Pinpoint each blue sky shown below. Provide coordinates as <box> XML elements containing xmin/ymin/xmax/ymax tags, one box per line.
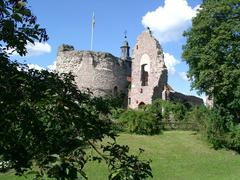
<box><xmin>14</xmin><ymin>0</ymin><xmax>204</xmax><ymax>99</ymax></box>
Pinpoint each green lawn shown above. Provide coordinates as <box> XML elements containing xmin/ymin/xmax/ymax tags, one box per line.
<box><xmin>1</xmin><ymin>131</ymin><xmax>240</xmax><ymax>180</ymax></box>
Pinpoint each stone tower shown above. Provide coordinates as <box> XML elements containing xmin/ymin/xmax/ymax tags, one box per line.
<box><xmin>120</xmin><ymin>35</ymin><xmax>132</xmax><ymax>77</ymax></box>
<box><xmin>56</xmin><ymin>45</ymin><xmax>129</xmax><ymax>97</ymax></box>
<box><xmin>120</xmin><ymin>37</ymin><xmax>130</xmax><ymax>60</ymax></box>
<box><xmin>128</xmin><ymin>28</ymin><xmax>168</xmax><ymax>108</ymax></box>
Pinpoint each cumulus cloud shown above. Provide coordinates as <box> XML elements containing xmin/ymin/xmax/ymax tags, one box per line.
<box><xmin>142</xmin><ymin>0</ymin><xmax>200</xmax><ymax>43</ymax></box>
<box><xmin>28</xmin><ymin>64</ymin><xmax>45</xmax><ymax>71</ymax></box>
<box><xmin>164</xmin><ymin>52</ymin><xmax>180</xmax><ymax>75</ymax></box>
<box><xmin>47</xmin><ymin>61</ymin><xmax>56</xmax><ymax>71</ymax></box>
<box><xmin>164</xmin><ymin>53</ymin><xmax>191</xmax><ymax>81</ymax></box>
<box><xmin>27</xmin><ymin>61</ymin><xmax>56</xmax><ymax>72</ymax></box>
<box><xmin>7</xmin><ymin>42</ymin><xmax>51</xmax><ymax>56</ymax></box>
<box><xmin>179</xmin><ymin>71</ymin><xmax>189</xmax><ymax>81</ymax></box>
<box><xmin>26</xmin><ymin>42</ymin><xmax>51</xmax><ymax>56</ymax></box>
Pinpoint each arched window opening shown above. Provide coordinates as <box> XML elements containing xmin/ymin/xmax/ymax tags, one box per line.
<box><xmin>141</xmin><ymin>64</ymin><xmax>148</xmax><ymax>86</ymax></box>
<box><xmin>138</xmin><ymin>102</ymin><xmax>145</xmax><ymax>108</ymax></box>
<box><xmin>113</xmin><ymin>86</ymin><xmax>118</xmax><ymax>96</ymax></box>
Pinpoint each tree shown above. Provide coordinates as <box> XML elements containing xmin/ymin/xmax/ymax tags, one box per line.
<box><xmin>0</xmin><ymin>0</ymin><xmax>152</xmax><ymax>179</ymax></box>
<box><xmin>0</xmin><ymin>0</ymin><xmax>48</xmax><ymax>56</ymax></box>
<box><xmin>182</xmin><ymin>0</ymin><xmax>240</xmax><ymax>122</ymax></box>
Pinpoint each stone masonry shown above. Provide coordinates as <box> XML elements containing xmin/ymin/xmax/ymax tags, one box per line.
<box><xmin>128</xmin><ymin>29</ymin><xmax>168</xmax><ymax>108</ymax></box>
<box><xmin>56</xmin><ymin>45</ymin><xmax>129</xmax><ymax>97</ymax></box>
<box><xmin>56</xmin><ymin>28</ymin><xmax>203</xmax><ymax>108</ymax></box>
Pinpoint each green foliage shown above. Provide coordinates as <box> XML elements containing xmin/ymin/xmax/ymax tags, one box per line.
<box><xmin>0</xmin><ymin>0</ymin><xmax>152</xmax><ymax>179</ymax></box>
<box><xmin>2</xmin><ymin>131</ymin><xmax>240</xmax><ymax>180</ymax></box>
<box><xmin>110</xmin><ymin>108</ymin><xmax>125</xmax><ymax>120</ymax></box>
<box><xmin>206</xmin><ymin>109</ymin><xmax>240</xmax><ymax>152</ymax></box>
<box><xmin>226</xmin><ymin>125</ymin><xmax>240</xmax><ymax>152</ymax></box>
<box><xmin>0</xmin><ymin>65</ymin><xmax>114</xmax><ymax>178</ymax></box>
<box><xmin>185</xmin><ymin>106</ymin><xmax>212</xmax><ymax>131</ymax></box>
<box><xmin>116</xmin><ymin>99</ymin><xmax>195</xmax><ymax>134</ymax></box>
<box><xmin>148</xmin><ymin>99</ymin><xmax>188</xmax><ymax>127</ymax></box>
<box><xmin>94</xmin><ymin>93</ymin><xmax>126</xmax><ymax>115</ymax></box>
<box><xmin>109</xmin><ymin>108</ymin><xmax>126</xmax><ymax>133</ymax></box>
<box><xmin>185</xmin><ymin>106</ymin><xmax>223</xmax><ymax>147</ymax></box>
<box><xmin>186</xmin><ymin>106</ymin><xmax>240</xmax><ymax>153</ymax></box>
<box><xmin>182</xmin><ymin>0</ymin><xmax>240</xmax><ymax>122</ymax></box>
<box><xmin>118</xmin><ymin>109</ymin><xmax>162</xmax><ymax>135</ymax></box>
<box><xmin>156</xmin><ymin>100</ymin><xmax>187</xmax><ymax>122</ymax></box>
<box><xmin>0</xmin><ymin>0</ymin><xmax>48</xmax><ymax>56</ymax></box>
<box><xmin>103</xmin><ymin>143</ymin><xmax>152</xmax><ymax>180</ymax></box>
<box><xmin>107</xmin><ymin>93</ymin><xmax>126</xmax><ymax>109</ymax></box>
<box><xmin>183</xmin><ymin>0</ymin><xmax>240</xmax><ymax>152</ymax></box>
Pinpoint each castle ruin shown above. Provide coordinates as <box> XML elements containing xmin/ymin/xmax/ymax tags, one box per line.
<box><xmin>56</xmin><ymin>29</ymin><xmax>203</xmax><ymax>108</ymax></box>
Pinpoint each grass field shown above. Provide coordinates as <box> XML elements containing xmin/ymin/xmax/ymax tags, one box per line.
<box><xmin>1</xmin><ymin>131</ymin><xmax>240</xmax><ymax>180</ymax></box>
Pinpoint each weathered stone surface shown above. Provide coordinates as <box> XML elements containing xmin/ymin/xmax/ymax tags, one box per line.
<box><xmin>56</xmin><ymin>29</ymin><xmax>203</xmax><ymax>108</ymax></box>
<box><xmin>161</xmin><ymin>84</ymin><xmax>203</xmax><ymax>105</ymax></box>
<box><xmin>128</xmin><ymin>29</ymin><xmax>168</xmax><ymax>108</ymax></box>
<box><xmin>169</xmin><ymin>91</ymin><xmax>203</xmax><ymax>105</ymax></box>
<box><xmin>58</xmin><ymin>44</ymin><xmax>74</xmax><ymax>52</ymax></box>
<box><xmin>56</xmin><ymin>46</ymin><xmax>129</xmax><ymax>97</ymax></box>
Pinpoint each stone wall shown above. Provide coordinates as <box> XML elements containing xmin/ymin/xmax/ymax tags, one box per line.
<box><xmin>129</xmin><ymin>29</ymin><xmax>168</xmax><ymax>108</ymax></box>
<box><xmin>55</xmin><ymin>30</ymin><xmax>203</xmax><ymax>109</ymax></box>
<box><xmin>56</xmin><ymin>44</ymin><xmax>129</xmax><ymax>97</ymax></box>
<box><xmin>162</xmin><ymin>90</ymin><xmax>203</xmax><ymax>106</ymax></box>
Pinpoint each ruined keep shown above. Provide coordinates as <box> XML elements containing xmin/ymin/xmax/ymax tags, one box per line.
<box><xmin>56</xmin><ymin>29</ymin><xmax>203</xmax><ymax>108</ymax></box>
<box><xmin>56</xmin><ymin>45</ymin><xmax>130</xmax><ymax>97</ymax></box>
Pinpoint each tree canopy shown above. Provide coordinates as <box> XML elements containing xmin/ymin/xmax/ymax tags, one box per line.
<box><xmin>0</xmin><ymin>0</ymin><xmax>152</xmax><ymax>179</ymax></box>
<box><xmin>182</xmin><ymin>0</ymin><xmax>240</xmax><ymax>122</ymax></box>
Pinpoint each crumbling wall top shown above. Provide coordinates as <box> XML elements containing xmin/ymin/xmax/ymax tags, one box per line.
<box><xmin>58</xmin><ymin>44</ymin><xmax>75</xmax><ymax>52</ymax></box>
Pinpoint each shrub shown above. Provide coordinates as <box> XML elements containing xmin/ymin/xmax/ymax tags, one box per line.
<box><xmin>148</xmin><ymin>100</ymin><xmax>191</xmax><ymax>130</ymax></box>
<box><xmin>116</xmin><ymin>100</ymin><xmax>196</xmax><ymax>134</ymax></box>
<box><xmin>185</xmin><ymin>106</ymin><xmax>226</xmax><ymax>147</ymax></box>
<box><xmin>0</xmin><ymin>160</ymin><xmax>11</xmax><ymax>173</ymax></box>
<box><xmin>118</xmin><ymin>109</ymin><xmax>162</xmax><ymax>135</ymax></box>
<box><xmin>225</xmin><ymin>125</ymin><xmax>240</xmax><ymax>153</ymax></box>
<box><xmin>185</xmin><ymin>105</ymin><xmax>211</xmax><ymax>131</ymax></box>
<box><xmin>186</xmin><ymin>106</ymin><xmax>240</xmax><ymax>153</ymax></box>
<box><xmin>150</xmin><ymin>100</ymin><xmax>188</xmax><ymax>123</ymax></box>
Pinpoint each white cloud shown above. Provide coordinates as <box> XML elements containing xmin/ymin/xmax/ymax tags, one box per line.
<box><xmin>27</xmin><ymin>61</ymin><xmax>56</xmax><ymax>72</ymax></box>
<box><xmin>26</xmin><ymin>42</ymin><xmax>51</xmax><ymax>56</ymax></box>
<box><xmin>179</xmin><ymin>71</ymin><xmax>189</xmax><ymax>81</ymax></box>
<box><xmin>142</xmin><ymin>0</ymin><xmax>199</xmax><ymax>43</ymax></box>
<box><xmin>28</xmin><ymin>64</ymin><xmax>45</xmax><ymax>71</ymax></box>
<box><xmin>7</xmin><ymin>42</ymin><xmax>51</xmax><ymax>56</ymax></box>
<box><xmin>47</xmin><ymin>61</ymin><xmax>56</xmax><ymax>71</ymax></box>
<box><xmin>164</xmin><ymin>52</ymin><xmax>180</xmax><ymax>75</ymax></box>
<box><xmin>27</xmin><ymin>60</ymin><xmax>56</xmax><ymax>71</ymax></box>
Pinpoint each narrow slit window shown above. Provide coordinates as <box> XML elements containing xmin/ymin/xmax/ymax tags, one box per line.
<box><xmin>113</xmin><ymin>86</ymin><xmax>118</xmax><ymax>96</ymax></box>
<box><xmin>128</xmin><ymin>98</ymin><xmax>131</xmax><ymax>105</ymax></box>
<box><xmin>141</xmin><ymin>64</ymin><xmax>148</xmax><ymax>86</ymax></box>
